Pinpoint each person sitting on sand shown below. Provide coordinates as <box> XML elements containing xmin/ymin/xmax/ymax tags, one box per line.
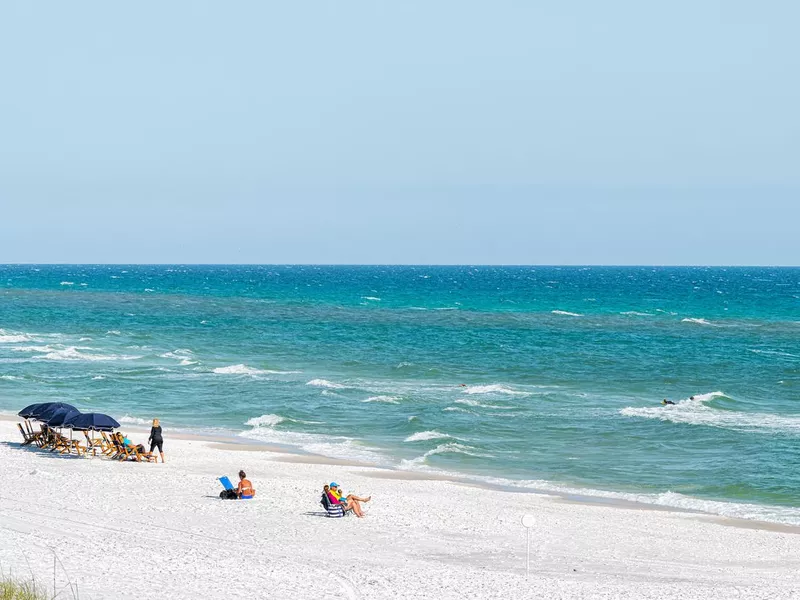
<box><xmin>328</xmin><ymin>482</ymin><xmax>370</xmax><ymax>518</ymax></box>
<box><xmin>236</xmin><ymin>470</ymin><xmax>255</xmax><ymax>499</ymax></box>
<box><xmin>661</xmin><ymin>399</ymin><xmax>676</xmax><ymax>406</ymax></box>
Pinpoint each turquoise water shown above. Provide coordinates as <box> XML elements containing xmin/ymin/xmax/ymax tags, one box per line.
<box><xmin>1</xmin><ymin>265</ymin><xmax>798</xmax><ymax>523</ymax></box>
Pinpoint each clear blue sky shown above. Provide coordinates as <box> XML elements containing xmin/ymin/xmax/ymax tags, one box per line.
<box><xmin>1</xmin><ymin>1</ymin><xmax>798</xmax><ymax>265</ymax></box>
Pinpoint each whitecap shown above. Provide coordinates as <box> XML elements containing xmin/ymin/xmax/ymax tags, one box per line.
<box><xmin>620</xmin><ymin>311</ymin><xmax>652</xmax><ymax>317</ymax></box>
<box><xmin>0</xmin><ymin>329</ymin><xmax>36</xmax><ymax>344</ymax></box>
<box><xmin>119</xmin><ymin>415</ymin><xmax>152</xmax><ymax>426</ymax></box>
<box><xmin>306</xmin><ymin>379</ymin><xmax>347</xmax><ymax>390</ymax></box>
<box><xmin>454</xmin><ymin>398</ymin><xmax>516</xmax><ymax>410</ymax></box>
<box><xmin>363</xmin><ymin>396</ymin><xmax>401</xmax><ymax>404</ymax></box>
<box><xmin>60</xmin><ymin>281</ymin><xmax>74</xmax><ymax>286</ymax></box>
<box><xmin>106</xmin><ymin>330</ymin><xmax>122</xmax><ymax>336</ymax></box>
<box><xmin>401</xmin><ymin>442</ymin><xmax>493</xmax><ymax>468</ymax></box>
<box><xmin>39</xmin><ymin>346</ymin><xmax>141</xmax><ymax>362</ymax></box>
<box><xmin>245</xmin><ymin>414</ymin><xmax>285</xmax><ymax>428</ymax></box>
<box><xmin>462</xmin><ymin>384</ymin><xmax>529</xmax><ymax>396</ymax></box>
<box><xmin>362</xmin><ymin>296</ymin><xmax>381</xmax><ymax>301</ymax></box>
<box><xmin>748</xmin><ymin>349</ymin><xmax>798</xmax><ymax>359</ymax></box>
<box><xmin>681</xmin><ymin>318</ymin><xmax>717</xmax><ymax>326</ymax></box>
<box><xmin>551</xmin><ymin>310</ymin><xmax>582</xmax><ymax>316</ymax></box>
<box><xmin>620</xmin><ymin>392</ymin><xmax>800</xmax><ymax>434</ymax></box>
<box><xmin>404</xmin><ymin>430</ymin><xmax>460</xmax><ymax>443</ymax></box>
<box><xmin>0</xmin><ymin>375</ymin><xmax>22</xmax><ymax>381</ymax></box>
<box><xmin>212</xmin><ymin>364</ymin><xmax>270</xmax><ymax>376</ymax></box>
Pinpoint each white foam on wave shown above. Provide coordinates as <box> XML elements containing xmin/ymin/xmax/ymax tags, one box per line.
<box><xmin>92</xmin><ymin>375</ymin><xmax>106</xmax><ymax>380</ymax></box>
<box><xmin>552</xmin><ymin>310</ymin><xmax>582</xmax><ymax>317</ymax></box>
<box><xmin>462</xmin><ymin>384</ymin><xmax>529</xmax><ymax>396</ymax></box>
<box><xmin>245</xmin><ymin>414</ymin><xmax>286</xmax><ymax>428</ymax></box>
<box><xmin>681</xmin><ymin>317</ymin><xmax>717</xmax><ymax>326</ymax></box>
<box><xmin>748</xmin><ymin>349</ymin><xmax>799</xmax><ymax>359</ymax></box>
<box><xmin>0</xmin><ymin>329</ymin><xmax>35</xmax><ymax>343</ymax></box>
<box><xmin>620</xmin><ymin>391</ymin><xmax>800</xmax><ymax>434</ymax></box>
<box><xmin>404</xmin><ymin>430</ymin><xmax>460</xmax><ymax>443</ymax></box>
<box><xmin>620</xmin><ymin>311</ymin><xmax>652</xmax><ymax>317</ymax></box>
<box><xmin>454</xmin><ymin>398</ymin><xmax>517</xmax><ymax>410</ymax></box>
<box><xmin>212</xmin><ymin>364</ymin><xmax>270</xmax><ymax>376</ymax></box>
<box><xmin>119</xmin><ymin>415</ymin><xmax>152</xmax><ymax>426</ymax></box>
<box><xmin>180</xmin><ymin>359</ymin><xmax>198</xmax><ymax>366</ymax></box>
<box><xmin>401</xmin><ymin>442</ymin><xmax>494</xmax><ymax>469</ymax></box>
<box><xmin>443</xmin><ymin>406</ymin><xmax>474</xmax><ymax>414</ymax></box>
<box><xmin>60</xmin><ymin>281</ymin><xmax>74</xmax><ymax>286</ymax></box>
<box><xmin>14</xmin><ymin>344</ymin><xmax>140</xmax><ymax>362</ymax></box>
<box><xmin>106</xmin><ymin>330</ymin><xmax>122</xmax><ymax>336</ymax></box>
<box><xmin>363</xmin><ymin>396</ymin><xmax>401</xmax><ymax>404</ymax></box>
<box><xmin>0</xmin><ymin>375</ymin><xmax>22</xmax><ymax>381</ymax></box>
<box><xmin>239</xmin><ymin>426</ymin><xmax>383</xmax><ymax>463</ymax></box>
<box><xmin>306</xmin><ymin>379</ymin><xmax>347</xmax><ymax>390</ymax></box>
<box><xmin>42</xmin><ymin>346</ymin><xmax>141</xmax><ymax>362</ymax></box>
<box><xmin>361</xmin><ymin>296</ymin><xmax>381</xmax><ymax>301</ymax></box>
<box><xmin>476</xmin><ymin>476</ymin><xmax>800</xmax><ymax>526</ymax></box>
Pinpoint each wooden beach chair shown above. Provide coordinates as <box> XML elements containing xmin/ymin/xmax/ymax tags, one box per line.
<box><xmin>17</xmin><ymin>423</ymin><xmax>35</xmax><ymax>445</ymax></box>
<box><xmin>23</xmin><ymin>421</ymin><xmax>45</xmax><ymax>446</ymax></box>
<box><xmin>99</xmin><ymin>432</ymin><xmax>117</xmax><ymax>456</ymax></box>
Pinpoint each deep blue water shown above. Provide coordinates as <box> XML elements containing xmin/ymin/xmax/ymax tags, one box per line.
<box><xmin>1</xmin><ymin>265</ymin><xmax>798</xmax><ymax>523</ymax></box>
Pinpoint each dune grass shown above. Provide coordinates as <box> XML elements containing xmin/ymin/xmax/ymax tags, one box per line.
<box><xmin>0</xmin><ymin>578</ymin><xmax>47</xmax><ymax>600</ymax></box>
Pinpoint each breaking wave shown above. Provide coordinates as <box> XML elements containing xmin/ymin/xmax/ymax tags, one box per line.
<box><xmin>119</xmin><ymin>415</ymin><xmax>152</xmax><ymax>426</ymax></box>
<box><xmin>401</xmin><ymin>442</ymin><xmax>494</xmax><ymax>468</ymax></box>
<box><xmin>552</xmin><ymin>310</ymin><xmax>582</xmax><ymax>317</ymax></box>
<box><xmin>620</xmin><ymin>392</ymin><xmax>800</xmax><ymax>434</ymax></box>
<box><xmin>454</xmin><ymin>398</ymin><xmax>516</xmax><ymax>410</ymax></box>
<box><xmin>404</xmin><ymin>430</ymin><xmax>460</xmax><ymax>443</ymax></box>
<box><xmin>306</xmin><ymin>379</ymin><xmax>347</xmax><ymax>390</ymax></box>
<box><xmin>681</xmin><ymin>318</ymin><xmax>717</xmax><ymax>326</ymax></box>
<box><xmin>462</xmin><ymin>384</ymin><xmax>528</xmax><ymax>396</ymax></box>
<box><xmin>212</xmin><ymin>364</ymin><xmax>284</xmax><ymax>376</ymax></box>
<box><xmin>363</xmin><ymin>396</ymin><xmax>401</xmax><ymax>404</ymax></box>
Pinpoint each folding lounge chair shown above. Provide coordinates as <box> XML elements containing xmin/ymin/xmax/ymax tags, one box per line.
<box><xmin>320</xmin><ymin>492</ymin><xmax>345</xmax><ymax>518</ymax></box>
<box><xmin>218</xmin><ymin>476</ymin><xmax>237</xmax><ymax>499</ymax></box>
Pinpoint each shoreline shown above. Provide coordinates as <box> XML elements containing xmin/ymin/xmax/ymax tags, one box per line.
<box><xmin>4</xmin><ymin>411</ymin><xmax>798</xmax><ymax>535</ymax></box>
<box><xmin>3</xmin><ymin>418</ymin><xmax>800</xmax><ymax>599</ymax></box>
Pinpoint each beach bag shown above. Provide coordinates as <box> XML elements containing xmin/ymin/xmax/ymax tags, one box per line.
<box><xmin>219</xmin><ymin>489</ymin><xmax>238</xmax><ymax>500</ymax></box>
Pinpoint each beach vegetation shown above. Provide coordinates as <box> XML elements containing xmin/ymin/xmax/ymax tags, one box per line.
<box><xmin>0</xmin><ymin>578</ymin><xmax>47</xmax><ymax>600</ymax></box>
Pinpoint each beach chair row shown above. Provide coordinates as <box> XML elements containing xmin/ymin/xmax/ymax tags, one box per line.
<box><xmin>18</xmin><ymin>423</ymin><xmax>155</xmax><ymax>462</ymax></box>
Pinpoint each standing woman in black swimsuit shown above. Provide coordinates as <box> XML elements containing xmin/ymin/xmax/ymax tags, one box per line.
<box><xmin>149</xmin><ymin>418</ymin><xmax>165</xmax><ymax>463</ymax></box>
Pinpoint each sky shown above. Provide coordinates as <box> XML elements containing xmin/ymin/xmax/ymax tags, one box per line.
<box><xmin>1</xmin><ymin>1</ymin><xmax>798</xmax><ymax>265</ymax></box>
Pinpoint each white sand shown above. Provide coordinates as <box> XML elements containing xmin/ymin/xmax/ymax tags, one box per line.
<box><xmin>1</xmin><ymin>419</ymin><xmax>799</xmax><ymax>600</ymax></box>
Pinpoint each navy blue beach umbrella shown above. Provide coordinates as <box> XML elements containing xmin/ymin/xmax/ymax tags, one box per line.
<box><xmin>47</xmin><ymin>407</ymin><xmax>82</xmax><ymax>428</ymax></box>
<box><xmin>64</xmin><ymin>412</ymin><xmax>120</xmax><ymax>432</ymax></box>
<box><xmin>33</xmin><ymin>403</ymin><xmax>78</xmax><ymax>422</ymax></box>
<box><xmin>18</xmin><ymin>403</ymin><xmax>45</xmax><ymax>419</ymax></box>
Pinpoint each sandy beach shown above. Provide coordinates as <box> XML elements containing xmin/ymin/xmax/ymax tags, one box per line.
<box><xmin>1</xmin><ymin>418</ymin><xmax>799</xmax><ymax>600</ymax></box>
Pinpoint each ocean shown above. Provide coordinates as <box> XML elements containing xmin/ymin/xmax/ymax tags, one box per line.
<box><xmin>1</xmin><ymin>265</ymin><xmax>798</xmax><ymax>524</ymax></box>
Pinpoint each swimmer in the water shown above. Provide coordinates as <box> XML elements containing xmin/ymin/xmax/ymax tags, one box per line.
<box><xmin>661</xmin><ymin>399</ymin><xmax>676</xmax><ymax>406</ymax></box>
<box><xmin>689</xmin><ymin>396</ymin><xmax>695</xmax><ymax>400</ymax></box>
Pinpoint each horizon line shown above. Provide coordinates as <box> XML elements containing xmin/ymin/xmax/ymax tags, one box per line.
<box><xmin>2</xmin><ymin>263</ymin><xmax>798</xmax><ymax>268</ymax></box>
